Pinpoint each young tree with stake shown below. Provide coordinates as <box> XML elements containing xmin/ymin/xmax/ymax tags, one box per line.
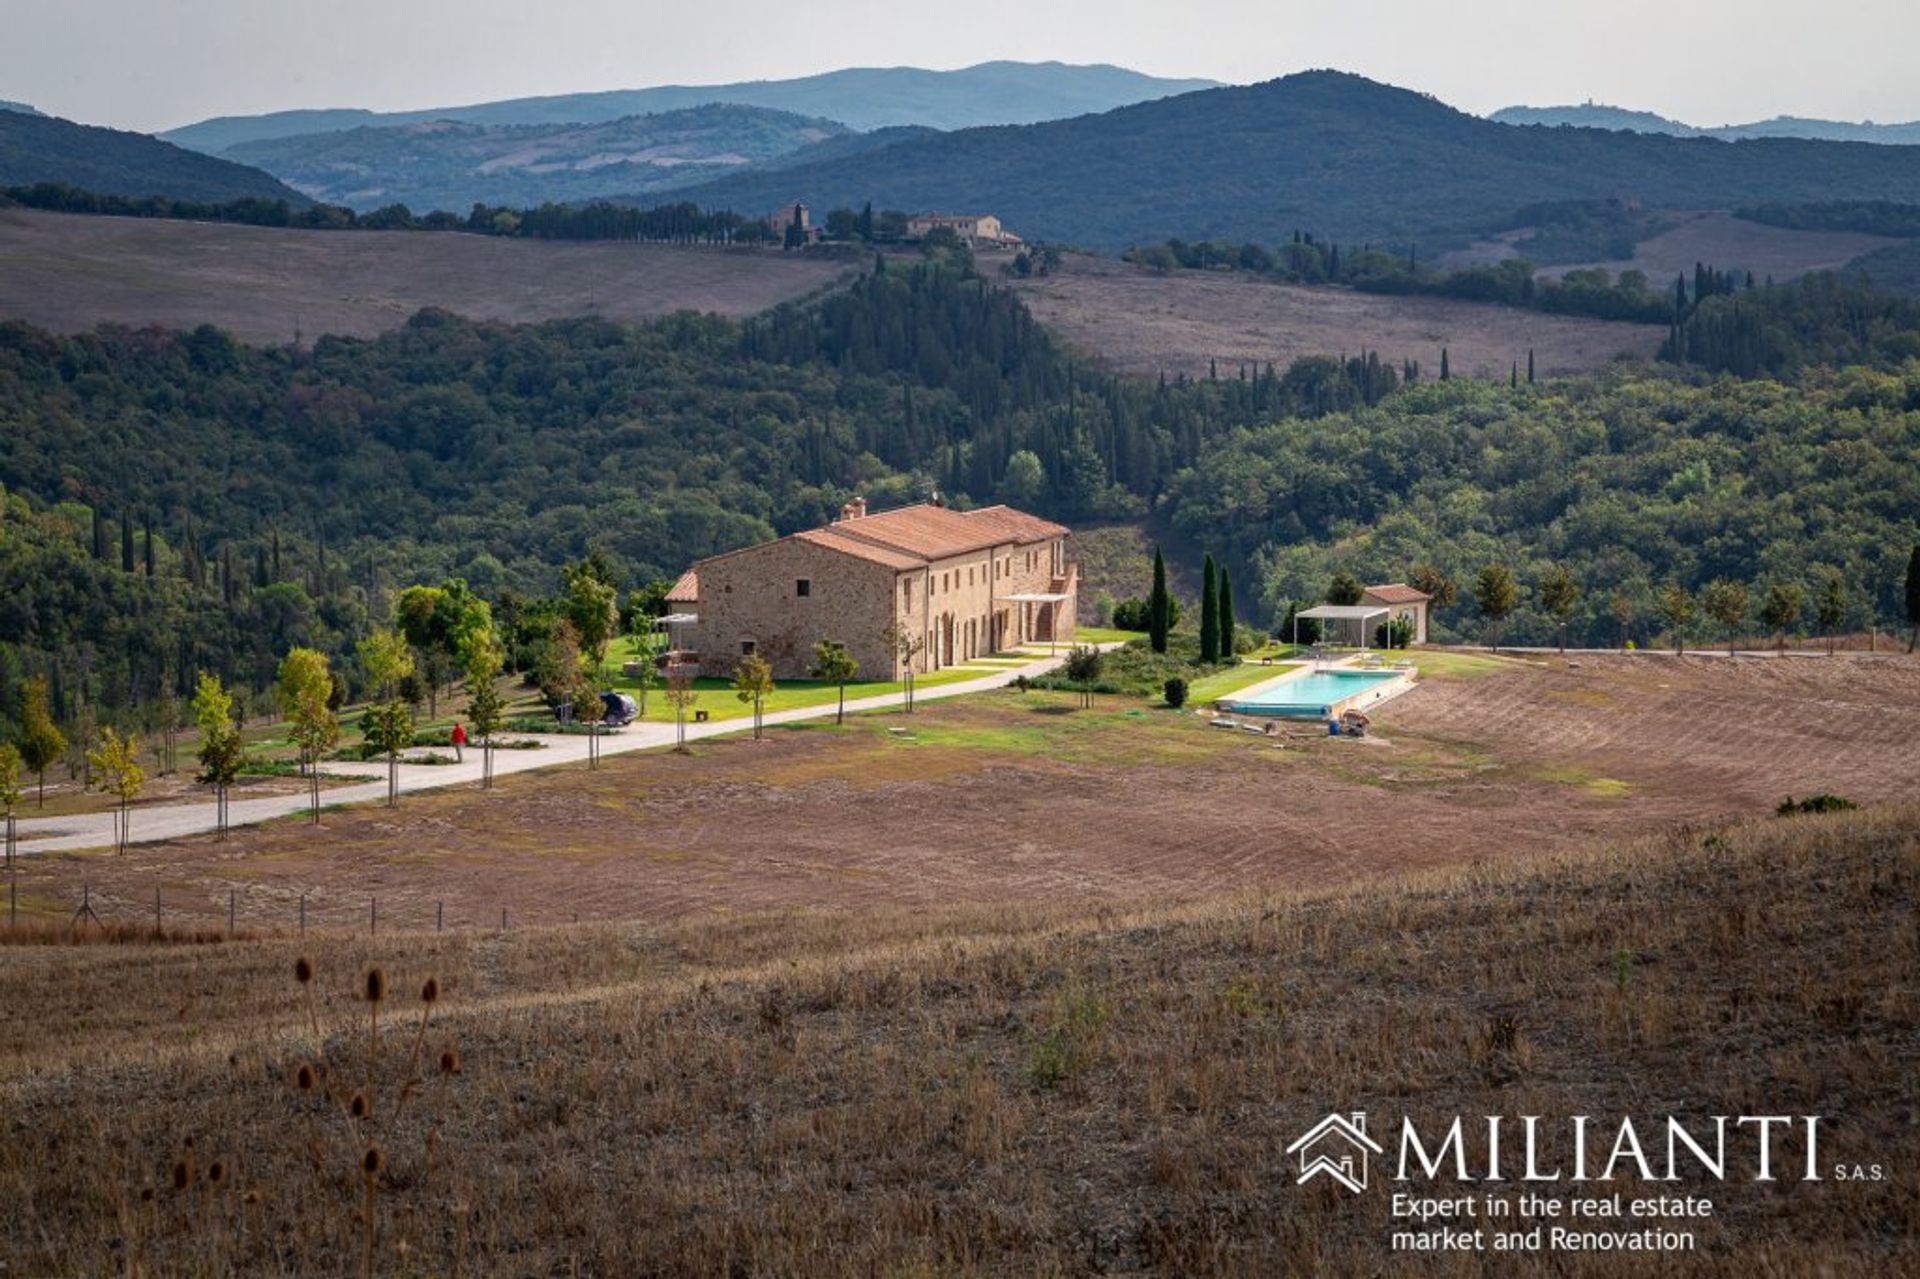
<box><xmin>1759</xmin><ymin>581</ymin><xmax>1804</xmax><ymax>654</ymax></box>
<box><xmin>463</xmin><ymin>636</ymin><xmax>506</xmax><ymax>789</ymax></box>
<box><xmin>1473</xmin><ymin>563</ymin><xmax>1518</xmax><ymax>653</ymax></box>
<box><xmin>811</xmin><ymin>639</ymin><xmax>859</xmax><ymax>725</ymax></box>
<box><xmin>1701</xmin><ymin>579</ymin><xmax>1750</xmax><ymax>654</ymax></box>
<box><xmin>733</xmin><ymin>654</ymin><xmax>776</xmax><ymax>740</ymax></box>
<box><xmin>1658</xmin><ymin>583</ymin><xmax>1696</xmax><ymax>654</ymax></box>
<box><xmin>86</xmin><ymin>726</ymin><xmax>144</xmax><ymax>854</ymax></box>
<box><xmin>1064</xmin><ymin>645</ymin><xmax>1103</xmax><ymax>709</ymax></box>
<box><xmin>192</xmin><ymin>673</ymin><xmax>243</xmax><ymax>835</ymax></box>
<box><xmin>882</xmin><ymin>620</ymin><xmax>926</xmax><ymax>712</ymax></box>
<box><xmin>357</xmin><ymin>629</ymin><xmax>415</xmax><ymax>807</ymax></box>
<box><xmin>664</xmin><ymin>668</ymin><xmax>699</xmax><ymax>752</ymax></box>
<box><xmin>1538</xmin><ymin>565</ymin><xmax>1579</xmax><ymax>654</ymax></box>
<box><xmin>278</xmin><ymin>647</ymin><xmax>339</xmax><ymax>824</ymax></box>
<box><xmin>18</xmin><ymin>675</ymin><xmax>65</xmax><ymax>809</ymax></box>
<box><xmin>0</xmin><ymin>744</ymin><xmax>21</xmax><ymax>869</ymax></box>
<box><xmin>1815</xmin><ymin>569</ymin><xmax>1848</xmax><ymax>656</ymax></box>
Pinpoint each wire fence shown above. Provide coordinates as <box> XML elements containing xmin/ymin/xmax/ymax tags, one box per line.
<box><xmin>2</xmin><ymin>877</ymin><xmax>583</xmax><ymax>944</ymax></box>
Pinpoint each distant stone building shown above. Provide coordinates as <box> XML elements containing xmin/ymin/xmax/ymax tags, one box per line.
<box><xmin>765</xmin><ymin>200</ymin><xmax>819</xmax><ymax>243</ymax></box>
<box><xmin>906</xmin><ymin>213</ymin><xmax>1021</xmax><ymax>247</ymax></box>
<box><xmin>668</xmin><ymin>499</ymin><xmax>1076</xmax><ymax>680</ymax></box>
<box><xmin>1361</xmin><ymin>583</ymin><xmax>1432</xmax><ymax>644</ymax></box>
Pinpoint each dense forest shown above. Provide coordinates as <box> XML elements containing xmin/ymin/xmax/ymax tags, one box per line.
<box><xmin>1169</xmin><ymin>368</ymin><xmax>1920</xmax><ymax>647</ymax></box>
<box><xmin>0</xmin><ymin>110</ymin><xmax>305</xmax><ymax>204</ymax></box>
<box><xmin>4</xmin><ymin>245</ymin><xmax>1919</xmax><ymax>737</ymax></box>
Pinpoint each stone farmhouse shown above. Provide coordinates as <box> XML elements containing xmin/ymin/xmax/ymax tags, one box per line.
<box><xmin>666</xmin><ymin>499</ymin><xmax>1075</xmax><ymax>680</ymax></box>
<box><xmin>906</xmin><ymin>213</ymin><xmax>1021</xmax><ymax>247</ymax></box>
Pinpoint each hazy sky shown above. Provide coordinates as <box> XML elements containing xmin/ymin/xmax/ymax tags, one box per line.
<box><xmin>6</xmin><ymin>0</ymin><xmax>1916</xmax><ymax>133</ymax></box>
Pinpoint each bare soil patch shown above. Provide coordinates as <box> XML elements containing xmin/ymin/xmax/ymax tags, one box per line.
<box><xmin>997</xmin><ymin>251</ymin><xmax>1663</xmax><ymax>380</ymax></box>
<box><xmin>1443</xmin><ymin>210</ymin><xmax>1905</xmax><ymax>284</ymax></box>
<box><xmin>0</xmin><ymin>208</ymin><xmax>854</xmax><ymax>342</ymax></box>
<box><xmin>12</xmin><ymin>651</ymin><xmax>1916</xmax><ymax>936</ymax></box>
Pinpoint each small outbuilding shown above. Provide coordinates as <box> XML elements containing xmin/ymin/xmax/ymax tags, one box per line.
<box><xmin>1361</xmin><ymin>583</ymin><xmax>1433</xmax><ymax>644</ymax></box>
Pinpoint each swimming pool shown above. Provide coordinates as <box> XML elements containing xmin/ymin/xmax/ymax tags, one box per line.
<box><xmin>1220</xmin><ymin>668</ymin><xmax>1405</xmax><ymax>717</ymax></box>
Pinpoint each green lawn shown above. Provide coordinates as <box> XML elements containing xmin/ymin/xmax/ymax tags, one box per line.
<box><xmin>596</xmin><ymin>646</ymin><xmax>1015</xmax><ymax>725</ymax></box>
<box><xmin>1188</xmin><ymin>661</ymin><xmax>1303</xmax><ymax>702</ymax></box>
<box><xmin>1072</xmin><ymin>626</ymin><xmax>1147</xmax><ymax>646</ymax></box>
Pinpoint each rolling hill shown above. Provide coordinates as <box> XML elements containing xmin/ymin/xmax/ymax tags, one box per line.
<box><xmin>667</xmin><ymin>71</ymin><xmax>1920</xmax><ymax>250</ymax></box>
<box><xmin>0</xmin><ymin>110</ymin><xmax>308</xmax><ymax>204</ymax></box>
<box><xmin>1491</xmin><ymin>102</ymin><xmax>1920</xmax><ymax>145</ymax></box>
<box><xmin>220</xmin><ymin>104</ymin><xmax>855</xmax><ymax>212</ymax></box>
<box><xmin>160</xmin><ymin>62</ymin><xmax>1220</xmax><ymax>152</ymax></box>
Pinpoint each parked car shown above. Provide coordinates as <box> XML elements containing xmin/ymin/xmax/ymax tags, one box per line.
<box><xmin>600</xmin><ymin>691</ymin><xmax>639</xmax><ymax>727</ymax></box>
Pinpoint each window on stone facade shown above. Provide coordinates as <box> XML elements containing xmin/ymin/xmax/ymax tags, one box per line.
<box><xmin>901</xmin><ymin>580</ymin><xmax>912</xmax><ymax>610</ymax></box>
<box><xmin>795</xmin><ymin>578</ymin><xmax>811</xmax><ymax>597</ymax></box>
<box><xmin>740</xmin><ymin>640</ymin><xmax>756</xmax><ymax>656</ymax></box>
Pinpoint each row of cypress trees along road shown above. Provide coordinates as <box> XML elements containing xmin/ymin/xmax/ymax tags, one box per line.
<box><xmin>1144</xmin><ymin>545</ymin><xmax>1238</xmax><ymax>664</ymax></box>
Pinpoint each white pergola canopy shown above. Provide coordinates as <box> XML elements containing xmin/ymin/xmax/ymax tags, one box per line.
<box><xmin>1294</xmin><ymin>603</ymin><xmax>1389</xmax><ymax>650</ymax></box>
<box><xmin>1001</xmin><ymin>592</ymin><xmax>1072</xmax><ymax>653</ymax></box>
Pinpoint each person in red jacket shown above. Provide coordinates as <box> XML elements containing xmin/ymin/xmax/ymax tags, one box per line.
<box><xmin>450</xmin><ymin>721</ymin><xmax>467</xmax><ymax>763</ymax></box>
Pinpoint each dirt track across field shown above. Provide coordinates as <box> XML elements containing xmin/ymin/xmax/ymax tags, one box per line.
<box><xmin>0</xmin><ymin>208</ymin><xmax>854</xmax><ymax>342</ymax></box>
<box><xmin>12</xmin><ymin>651</ymin><xmax>1917</xmax><ymax>934</ymax></box>
<box><xmin>997</xmin><ymin>251</ymin><xmax>1664</xmax><ymax>380</ymax></box>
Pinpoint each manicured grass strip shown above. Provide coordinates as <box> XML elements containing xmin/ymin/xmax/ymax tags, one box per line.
<box><xmin>1188</xmin><ymin>662</ymin><xmax>1303</xmax><ymax>702</ymax></box>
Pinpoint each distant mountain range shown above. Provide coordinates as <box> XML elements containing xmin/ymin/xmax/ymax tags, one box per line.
<box><xmin>0</xmin><ymin>110</ymin><xmax>307</xmax><ymax>204</ymax></box>
<box><xmin>159</xmin><ymin>62</ymin><xmax>1220</xmax><ymax>153</ymax></box>
<box><xmin>0</xmin><ymin>101</ymin><xmax>43</xmax><ymax>117</ymax></box>
<box><xmin>1491</xmin><ymin>103</ymin><xmax>1920</xmax><ymax>146</ymax></box>
<box><xmin>665</xmin><ymin>71</ymin><xmax>1920</xmax><ymax>250</ymax></box>
<box><xmin>221</xmin><ymin>104</ymin><xmax>862</xmax><ymax>212</ymax></box>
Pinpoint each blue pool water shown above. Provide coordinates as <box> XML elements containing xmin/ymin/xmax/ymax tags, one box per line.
<box><xmin>1222</xmin><ymin>669</ymin><xmax>1401</xmax><ymax>716</ymax></box>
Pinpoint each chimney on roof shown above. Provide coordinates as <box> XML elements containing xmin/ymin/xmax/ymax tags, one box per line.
<box><xmin>838</xmin><ymin>496</ymin><xmax>867</xmax><ymax>522</ymax></box>
<box><xmin>930</xmin><ymin>489</ymin><xmax>945</xmax><ymax>509</ymax></box>
<box><xmin>1351</xmin><ymin>1114</ymin><xmax>1367</xmax><ymax>1133</ymax></box>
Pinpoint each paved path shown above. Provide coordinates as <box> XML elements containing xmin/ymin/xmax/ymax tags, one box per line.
<box><xmin>11</xmin><ymin>651</ymin><xmax>1081</xmax><ymax>854</ymax></box>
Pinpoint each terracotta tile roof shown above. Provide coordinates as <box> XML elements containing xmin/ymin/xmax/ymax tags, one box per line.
<box><xmin>828</xmin><ymin>502</ymin><xmax>1058</xmax><ymax>561</ymax></box>
<box><xmin>793</xmin><ymin>527</ymin><xmax>926</xmax><ymax>570</ymax></box>
<box><xmin>666</xmin><ymin>570</ymin><xmax>699</xmax><ymax>602</ymax></box>
<box><xmin>1363</xmin><ymin>583</ymin><xmax>1432</xmax><ymax>605</ymax></box>
<box><xmin>683</xmin><ymin>502</ymin><xmax>1063</xmax><ymax>577</ymax></box>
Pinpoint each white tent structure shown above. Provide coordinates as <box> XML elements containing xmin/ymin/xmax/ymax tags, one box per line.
<box><xmin>1294</xmin><ymin>604</ymin><xmax>1389</xmax><ymax>651</ymax></box>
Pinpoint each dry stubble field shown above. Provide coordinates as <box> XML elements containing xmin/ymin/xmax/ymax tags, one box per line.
<box><xmin>9</xmin><ymin>650</ymin><xmax>1917</xmax><ymax>935</ymax></box>
<box><xmin>0</xmin><ymin>208</ymin><xmax>854</xmax><ymax>343</ymax></box>
<box><xmin>996</xmin><ymin>251</ymin><xmax>1665</xmax><ymax>381</ymax></box>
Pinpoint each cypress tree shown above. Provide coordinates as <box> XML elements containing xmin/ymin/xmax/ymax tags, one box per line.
<box><xmin>120</xmin><ymin>515</ymin><xmax>134</xmax><ymax>572</ymax></box>
<box><xmin>1511</xmin><ymin>362</ymin><xmax>1519</xmax><ymax>388</ymax></box>
<box><xmin>1527</xmin><ymin>349</ymin><xmax>1536</xmax><ymax>383</ymax></box>
<box><xmin>143</xmin><ymin>519</ymin><xmax>155</xmax><ymax>576</ymax></box>
<box><xmin>1149</xmin><ymin>546</ymin><xmax>1170</xmax><ymax>654</ymax></box>
<box><xmin>1906</xmin><ymin>544</ymin><xmax>1920</xmax><ymax>653</ymax></box>
<box><xmin>91</xmin><ymin>507</ymin><xmax>107</xmax><ymax>561</ymax></box>
<box><xmin>1199</xmin><ymin>554</ymin><xmax>1219</xmax><ymax>664</ymax></box>
<box><xmin>1439</xmin><ymin>347</ymin><xmax>1450</xmax><ymax>381</ymax></box>
<box><xmin>1218</xmin><ymin>564</ymin><xmax>1235</xmax><ymax>658</ymax></box>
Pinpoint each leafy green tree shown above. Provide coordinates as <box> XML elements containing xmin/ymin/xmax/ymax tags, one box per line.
<box><xmin>810</xmin><ymin>639</ymin><xmax>859</xmax><ymax>725</ymax></box>
<box><xmin>362</xmin><ymin>701</ymin><xmax>415</xmax><ymax>808</ymax></box>
<box><xmin>1759</xmin><ymin>581</ymin><xmax>1804</xmax><ymax>654</ymax></box>
<box><xmin>358</xmin><ymin>629</ymin><xmax>414</xmax><ymax>701</ymax></box>
<box><xmin>0</xmin><ymin>743</ymin><xmax>21</xmax><ymax>868</ymax></box>
<box><xmin>664</xmin><ymin>668</ymin><xmax>699</xmax><ymax>751</ymax></box>
<box><xmin>1473</xmin><ymin>563</ymin><xmax>1518</xmax><ymax>651</ymax></box>
<box><xmin>1609</xmin><ymin>586</ymin><xmax>1635</xmax><ymax>650</ymax></box>
<box><xmin>733</xmin><ymin>654</ymin><xmax>776</xmax><ymax>740</ymax></box>
<box><xmin>463</xmin><ymin>635</ymin><xmax>506</xmax><ymax>789</ymax></box>
<box><xmin>1815</xmin><ymin>568</ymin><xmax>1849</xmax><ymax>656</ymax></box>
<box><xmin>1538</xmin><ymin>564</ymin><xmax>1580</xmax><ymax>654</ymax></box>
<box><xmin>85</xmin><ymin>726</ymin><xmax>144</xmax><ymax>854</ymax></box>
<box><xmin>1199</xmin><ymin>554</ymin><xmax>1220</xmax><ymax>663</ymax></box>
<box><xmin>627</xmin><ymin>620</ymin><xmax>664</xmax><ymax>716</ymax></box>
<box><xmin>1148</xmin><ymin>547</ymin><xmax>1170</xmax><ymax>655</ymax></box>
<box><xmin>192</xmin><ymin>672</ymin><xmax>243</xmax><ymax>834</ymax></box>
<box><xmin>999</xmin><ymin>449</ymin><xmax>1045</xmax><ymax>507</ymax></box>
<box><xmin>571</xmin><ymin>679</ymin><xmax>606</xmax><ymax>770</ymax></box>
<box><xmin>1326</xmin><ymin>571</ymin><xmax>1363</xmax><ymax>606</ymax></box>
<box><xmin>1064</xmin><ymin>645</ymin><xmax>1104</xmax><ymax>708</ymax></box>
<box><xmin>1408</xmin><ymin>563</ymin><xmax>1457</xmax><ymax>615</ymax></box>
<box><xmin>564</xmin><ymin>560</ymin><xmax>620</xmax><ymax>681</ymax></box>
<box><xmin>1701</xmin><ymin>579</ymin><xmax>1750</xmax><ymax>654</ymax></box>
<box><xmin>1658</xmin><ymin>583</ymin><xmax>1696</xmax><ymax>654</ymax></box>
<box><xmin>278</xmin><ymin>647</ymin><xmax>339</xmax><ymax>824</ymax></box>
<box><xmin>882</xmin><ymin>619</ymin><xmax>926</xmax><ymax>712</ymax></box>
<box><xmin>18</xmin><ymin>675</ymin><xmax>65</xmax><ymax>808</ymax></box>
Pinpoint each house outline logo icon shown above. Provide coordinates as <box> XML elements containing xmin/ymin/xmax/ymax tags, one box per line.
<box><xmin>1286</xmin><ymin>1112</ymin><xmax>1385</xmax><ymax>1193</ymax></box>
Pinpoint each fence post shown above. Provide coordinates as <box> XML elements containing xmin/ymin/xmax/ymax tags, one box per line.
<box><xmin>500</xmin><ymin>907</ymin><xmax>507</xmax><ymax>932</ymax></box>
<box><xmin>299</xmin><ymin>893</ymin><xmax>306</xmax><ymax>935</ymax></box>
<box><xmin>437</xmin><ymin>901</ymin><xmax>443</xmax><ymax>932</ymax></box>
<box><xmin>371</xmin><ymin>897</ymin><xmax>377</xmax><ymax>936</ymax></box>
<box><xmin>8</xmin><ymin>879</ymin><xmax>14</xmax><ymax>929</ymax></box>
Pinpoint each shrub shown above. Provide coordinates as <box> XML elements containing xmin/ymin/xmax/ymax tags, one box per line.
<box><xmin>1163</xmin><ymin>677</ymin><xmax>1188</xmax><ymax>708</ymax></box>
<box><xmin>1776</xmin><ymin>794</ymin><xmax>1857</xmax><ymax>816</ymax></box>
